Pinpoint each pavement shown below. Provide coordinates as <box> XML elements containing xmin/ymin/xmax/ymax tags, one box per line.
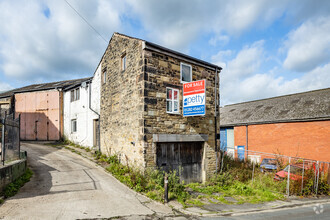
<box><xmin>0</xmin><ymin>142</ymin><xmax>329</xmax><ymax>219</ymax></box>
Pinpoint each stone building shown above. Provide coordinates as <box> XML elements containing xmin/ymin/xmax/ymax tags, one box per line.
<box><xmin>100</xmin><ymin>33</ymin><xmax>221</xmax><ymax>182</ymax></box>
<box><xmin>220</xmin><ymin>88</ymin><xmax>330</xmax><ymax>163</ymax></box>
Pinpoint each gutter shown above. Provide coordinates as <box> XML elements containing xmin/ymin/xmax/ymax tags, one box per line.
<box><xmin>220</xmin><ymin>116</ymin><xmax>330</xmax><ymax>127</ymax></box>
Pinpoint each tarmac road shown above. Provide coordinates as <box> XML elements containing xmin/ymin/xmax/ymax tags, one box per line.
<box><xmin>202</xmin><ymin>202</ymin><xmax>330</xmax><ymax>220</ymax></box>
<box><xmin>0</xmin><ymin>142</ymin><xmax>172</xmax><ymax>219</ymax></box>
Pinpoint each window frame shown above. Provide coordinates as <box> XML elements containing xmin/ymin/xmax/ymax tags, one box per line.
<box><xmin>70</xmin><ymin>88</ymin><xmax>80</xmax><ymax>102</ymax></box>
<box><xmin>102</xmin><ymin>68</ymin><xmax>107</xmax><ymax>84</ymax></box>
<box><xmin>180</xmin><ymin>62</ymin><xmax>192</xmax><ymax>83</ymax></box>
<box><xmin>121</xmin><ymin>53</ymin><xmax>127</xmax><ymax>71</ymax></box>
<box><xmin>166</xmin><ymin>87</ymin><xmax>180</xmax><ymax>114</ymax></box>
<box><xmin>71</xmin><ymin>119</ymin><xmax>77</xmax><ymax>133</ymax></box>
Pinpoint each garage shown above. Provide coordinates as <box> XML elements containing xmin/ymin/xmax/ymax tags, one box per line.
<box><xmin>156</xmin><ymin>142</ymin><xmax>203</xmax><ymax>183</ymax></box>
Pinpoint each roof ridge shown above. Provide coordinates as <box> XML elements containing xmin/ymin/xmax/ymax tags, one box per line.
<box><xmin>223</xmin><ymin>87</ymin><xmax>330</xmax><ymax>107</ymax></box>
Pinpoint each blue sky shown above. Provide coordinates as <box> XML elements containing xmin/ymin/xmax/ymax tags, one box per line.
<box><xmin>0</xmin><ymin>0</ymin><xmax>329</xmax><ymax>105</ymax></box>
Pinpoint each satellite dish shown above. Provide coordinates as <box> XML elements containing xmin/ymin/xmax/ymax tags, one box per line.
<box><xmin>81</xmin><ymin>82</ymin><xmax>87</xmax><ymax>88</ymax></box>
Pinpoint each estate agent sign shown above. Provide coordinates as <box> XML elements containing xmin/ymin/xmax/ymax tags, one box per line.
<box><xmin>183</xmin><ymin>79</ymin><xmax>206</xmax><ymax>116</ymax></box>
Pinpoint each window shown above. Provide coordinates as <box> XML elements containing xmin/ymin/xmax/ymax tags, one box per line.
<box><xmin>71</xmin><ymin>119</ymin><xmax>77</xmax><ymax>133</ymax></box>
<box><xmin>166</xmin><ymin>88</ymin><xmax>179</xmax><ymax>114</ymax></box>
<box><xmin>180</xmin><ymin>63</ymin><xmax>192</xmax><ymax>83</ymax></box>
<box><xmin>70</xmin><ymin>88</ymin><xmax>80</xmax><ymax>102</ymax></box>
<box><xmin>102</xmin><ymin>68</ymin><xmax>107</xmax><ymax>84</ymax></box>
<box><xmin>121</xmin><ymin>54</ymin><xmax>126</xmax><ymax>71</ymax></box>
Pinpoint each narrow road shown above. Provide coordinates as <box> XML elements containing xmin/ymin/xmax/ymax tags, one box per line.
<box><xmin>202</xmin><ymin>202</ymin><xmax>330</xmax><ymax>220</ymax></box>
<box><xmin>0</xmin><ymin>142</ymin><xmax>172</xmax><ymax>219</ymax></box>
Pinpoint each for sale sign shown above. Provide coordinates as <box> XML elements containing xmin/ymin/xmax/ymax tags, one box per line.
<box><xmin>183</xmin><ymin>79</ymin><xmax>206</xmax><ymax>116</ymax></box>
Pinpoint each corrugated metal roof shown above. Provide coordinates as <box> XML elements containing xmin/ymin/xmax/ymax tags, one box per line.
<box><xmin>220</xmin><ymin>88</ymin><xmax>330</xmax><ymax>126</ymax></box>
<box><xmin>0</xmin><ymin>77</ymin><xmax>92</xmax><ymax>98</ymax></box>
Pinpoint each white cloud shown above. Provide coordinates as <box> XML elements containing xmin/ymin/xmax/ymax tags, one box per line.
<box><xmin>216</xmin><ymin>40</ymin><xmax>264</xmax><ymax>85</ymax></box>
<box><xmin>0</xmin><ymin>0</ymin><xmax>123</xmax><ymax>82</ymax></box>
<box><xmin>209</xmin><ymin>35</ymin><xmax>230</xmax><ymax>47</ymax></box>
<box><xmin>0</xmin><ymin>82</ymin><xmax>13</xmax><ymax>92</ymax></box>
<box><xmin>221</xmin><ymin>62</ymin><xmax>330</xmax><ymax>106</ymax></box>
<box><xmin>283</xmin><ymin>16</ymin><xmax>330</xmax><ymax>72</ymax></box>
<box><xmin>219</xmin><ymin>39</ymin><xmax>330</xmax><ymax>105</ymax></box>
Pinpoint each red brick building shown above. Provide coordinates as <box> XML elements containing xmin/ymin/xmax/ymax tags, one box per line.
<box><xmin>220</xmin><ymin>88</ymin><xmax>330</xmax><ymax>162</ymax></box>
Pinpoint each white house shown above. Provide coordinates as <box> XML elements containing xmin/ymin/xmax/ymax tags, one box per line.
<box><xmin>63</xmin><ymin>64</ymin><xmax>101</xmax><ymax>149</ymax></box>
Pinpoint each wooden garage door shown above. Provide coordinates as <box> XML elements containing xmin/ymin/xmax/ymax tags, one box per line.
<box><xmin>156</xmin><ymin>142</ymin><xmax>203</xmax><ymax>183</ymax></box>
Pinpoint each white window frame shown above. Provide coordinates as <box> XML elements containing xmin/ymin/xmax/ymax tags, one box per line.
<box><xmin>71</xmin><ymin>119</ymin><xmax>77</xmax><ymax>133</ymax></box>
<box><xmin>166</xmin><ymin>87</ymin><xmax>180</xmax><ymax>114</ymax></box>
<box><xmin>180</xmin><ymin>62</ymin><xmax>192</xmax><ymax>83</ymax></box>
<box><xmin>70</xmin><ymin>88</ymin><xmax>80</xmax><ymax>102</ymax></box>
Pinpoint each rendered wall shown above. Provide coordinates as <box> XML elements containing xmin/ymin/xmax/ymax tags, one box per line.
<box><xmin>15</xmin><ymin>91</ymin><xmax>61</xmax><ymax>141</ymax></box>
<box><xmin>234</xmin><ymin>121</ymin><xmax>330</xmax><ymax>162</ymax></box>
<box><xmin>63</xmin><ymin>78</ymin><xmax>100</xmax><ymax>148</ymax></box>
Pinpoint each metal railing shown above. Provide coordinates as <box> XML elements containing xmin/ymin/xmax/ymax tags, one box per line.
<box><xmin>219</xmin><ymin>146</ymin><xmax>330</xmax><ymax>197</ymax></box>
<box><xmin>0</xmin><ymin>112</ymin><xmax>21</xmax><ymax>166</ymax></box>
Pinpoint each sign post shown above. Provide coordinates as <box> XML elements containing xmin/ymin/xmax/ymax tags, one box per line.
<box><xmin>183</xmin><ymin>79</ymin><xmax>206</xmax><ymax>117</ymax></box>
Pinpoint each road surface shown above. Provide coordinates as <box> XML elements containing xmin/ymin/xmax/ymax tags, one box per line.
<box><xmin>0</xmin><ymin>142</ymin><xmax>172</xmax><ymax>219</ymax></box>
<box><xmin>202</xmin><ymin>202</ymin><xmax>330</xmax><ymax>220</ymax></box>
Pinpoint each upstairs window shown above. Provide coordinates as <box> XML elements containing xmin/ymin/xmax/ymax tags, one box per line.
<box><xmin>71</xmin><ymin>119</ymin><xmax>77</xmax><ymax>133</ymax></box>
<box><xmin>166</xmin><ymin>88</ymin><xmax>179</xmax><ymax>114</ymax></box>
<box><xmin>121</xmin><ymin>53</ymin><xmax>126</xmax><ymax>71</ymax></box>
<box><xmin>180</xmin><ymin>63</ymin><xmax>192</xmax><ymax>83</ymax></box>
<box><xmin>102</xmin><ymin>68</ymin><xmax>107</xmax><ymax>84</ymax></box>
<box><xmin>70</xmin><ymin>88</ymin><xmax>80</xmax><ymax>102</ymax></box>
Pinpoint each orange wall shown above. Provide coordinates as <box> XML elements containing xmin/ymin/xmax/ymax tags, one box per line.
<box><xmin>234</xmin><ymin>120</ymin><xmax>330</xmax><ymax>162</ymax></box>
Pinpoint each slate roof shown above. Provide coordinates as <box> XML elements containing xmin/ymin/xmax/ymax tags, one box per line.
<box><xmin>220</xmin><ymin>88</ymin><xmax>330</xmax><ymax>127</ymax></box>
<box><xmin>114</xmin><ymin>32</ymin><xmax>222</xmax><ymax>71</ymax></box>
<box><xmin>0</xmin><ymin>77</ymin><xmax>92</xmax><ymax>98</ymax></box>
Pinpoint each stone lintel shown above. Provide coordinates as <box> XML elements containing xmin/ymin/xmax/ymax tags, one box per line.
<box><xmin>152</xmin><ymin>134</ymin><xmax>208</xmax><ymax>142</ymax></box>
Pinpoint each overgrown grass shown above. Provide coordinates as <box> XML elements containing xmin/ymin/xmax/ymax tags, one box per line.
<box><xmin>101</xmin><ymin>153</ymin><xmax>189</xmax><ymax>203</ymax></box>
<box><xmin>2</xmin><ymin>168</ymin><xmax>33</xmax><ymax>198</ymax></box>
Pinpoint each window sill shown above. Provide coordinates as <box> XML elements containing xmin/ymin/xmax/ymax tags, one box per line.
<box><xmin>167</xmin><ymin>112</ymin><xmax>180</xmax><ymax>115</ymax></box>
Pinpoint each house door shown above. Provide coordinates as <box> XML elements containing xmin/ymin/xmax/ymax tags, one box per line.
<box><xmin>156</xmin><ymin>142</ymin><xmax>203</xmax><ymax>183</ymax></box>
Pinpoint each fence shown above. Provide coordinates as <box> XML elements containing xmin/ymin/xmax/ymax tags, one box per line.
<box><xmin>0</xmin><ymin>113</ymin><xmax>20</xmax><ymax>166</ymax></box>
<box><xmin>218</xmin><ymin>146</ymin><xmax>330</xmax><ymax>197</ymax></box>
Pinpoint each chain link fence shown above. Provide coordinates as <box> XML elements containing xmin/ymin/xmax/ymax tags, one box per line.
<box><xmin>219</xmin><ymin>146</ymin><xmax>330</xmax><ymax>197</ymax></box>
<box><xmin>0</xmin><ymin>113</ymin><xmax>21</xmax><ymax>166</ymax></box>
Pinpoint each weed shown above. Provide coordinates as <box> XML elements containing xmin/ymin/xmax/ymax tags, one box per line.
<box><xmin>3</xmin><ymin>168</ymin><xmax>33</xmax><ymax>198</ymax></box>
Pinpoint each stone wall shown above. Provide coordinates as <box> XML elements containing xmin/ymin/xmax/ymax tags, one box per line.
<box><xmin>142</xmin><ymin>49</ymin><xmax>219</xmax><ymax>180</ymax></box>
<box><xmin>0</xmin><ymin>158</ymin><xmax>27</xmax><ymax>193</ymax></box>
<box><xmin>100</xmin><ymin>34</ymin><xmax>145</xmax><ymax>168</ymax></box>
<box><xmin>100</xmin><ymin>33</ymin><xmax>219</xmax><ymax>180</ymax></box>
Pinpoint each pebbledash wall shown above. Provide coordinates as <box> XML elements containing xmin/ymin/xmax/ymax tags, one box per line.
<box><xmin>100</xmin><ymin>33</ymin><xmax>221</xmax><ymax>182</ymax></box>
<box><xmin>63</xmin><ymin>67</ymin><xmax>101</xmax><ymax>148</ymax></box>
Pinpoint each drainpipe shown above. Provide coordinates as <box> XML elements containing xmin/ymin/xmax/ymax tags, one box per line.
<box><xmin>89</xmin><ymin>80</ymin><xmax>101</xmax><ymax>152</ymax></box>
<box><xmin>246</xmin><ymin>125</ymin><xmax>248</xmax><ymax>161</ymax></box>
<box><xmin>214</xmin><ymin>67</ymin><xmax>219</xmax><ymax>173</ymax></box>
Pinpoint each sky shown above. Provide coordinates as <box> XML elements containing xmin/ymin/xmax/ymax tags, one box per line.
<box><xmin>0</xmin><ymin>0</ymin><xmax>329</xmax><ymax>106</ymax></box>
